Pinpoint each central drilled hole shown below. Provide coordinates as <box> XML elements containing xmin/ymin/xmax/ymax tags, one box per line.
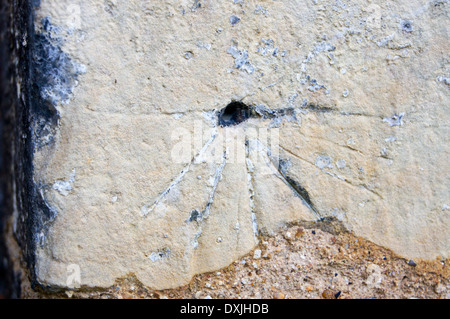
<box><xmin>218</xmin><ymin>101</ymin><xmax>252</xmax><ymax>127</ymax></box>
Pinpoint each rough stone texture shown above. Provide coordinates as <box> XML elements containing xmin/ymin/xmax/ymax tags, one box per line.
<box><xmin>30</xmin><ymin>0</ymin><xmax>449</xmax><ymax>290</ymax></box>
<box><xmin>23</xmin><ymin>224</ymin><xmax>450</xmax><ymax>299</ymax></box>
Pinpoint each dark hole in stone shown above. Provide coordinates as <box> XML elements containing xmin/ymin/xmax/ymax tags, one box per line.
<box><xmin>400</xmin><ymin>20</ymin><xmax>413</xmax><ymax>32</ymax></box>
<box><xmin>188</xmin><ymin>209</ymin><xmax>201</xmax><ymax>223</ymax></box>
<box><xmin>218</xmin><ymin>101</ymin><xmax>252</xmax><ymax>127</ymax></box>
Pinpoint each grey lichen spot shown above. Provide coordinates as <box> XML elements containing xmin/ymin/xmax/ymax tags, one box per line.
<box><xmin>255</xmin><ymin>38</ymin><xmax>285</xmax><ymax>58</ymax></box>
<box><xmin>252</xmin><ymin>104</ymin><xmax>298</xmax><ymax>127</ymax></box>
<box><xmin>376</xmin><ymin>33</ymin><xmax>395</xmax><ymax>47</ymax></box>
<box><xmin>383</xmin><ymin>113</ymin><xmax>404</xmax><ymax>127</ymax></box>
<box><xmin>315</xmin><ymin>155</ymin><xmax>333</xmax><ymax>169</ymax></box>
<box><xmin>296</xmin><ymin>41</ymin><xmax>335</xmax><ymax>93</ymax></box>
<box><xmin>191</xmin><ymin>0</ymin><xmax>201</xmax><ymax>12</ymax></box>
<box><xmin>227</xmin><ymin>45</ymin><xmax>255</xmax><ymax>74</ymax></box>
<box><xmin>300</xmin><ymin>75</ymin><xmax>328</xmax><ymax>93</ymax></box>
<box><xmin>268</xmin><ymin>110</ymin><xmax>297</xmax><ymax>127</ymax></box>
<box><xmin>187</xmin><ymin>209</ymin><xmax>202</xmax><ymax>223</ymax></box>
<box><xmin>196</xmin><ymin>41</ymin><xmax>211</xmax><ymax>50</ymax></box>
<box><xmin>33</xmin><ymin>17</ymin><xmax>86</xmax><ymax>107</ymax></box>
<box><xmin>385</xmin><ymin>136</ymin><xmax>397</xmax><ymax>143</ymax></box>
<box><xmin>33</xmin><ymin>118</ymin><xmax>57</xmax><ymax>147</ymax></box>
<box><xmin>436</xmin><ymin>75</ymin><xmax>450</xmax><ymax>86</ymax></box>
<box><xmin>104</xmin><ymin>0</ymin><xmax>118</xmax><ymax>17</ymax></box>
<box><xmin>400</xmin><ymin>20</ymin><xmax>413</xmax><ymax>32</ymax></box>
<box><xmin>232</xmin><ymin>0</ymin><xmax>245</xmax><ymax>5</ymax></box>
<box><xmin>229</xmin><ymin>15</ymin><xmax>241</xmax><ymax>25</ymax></box>
<box><xmin>255</xmin><ymin>5</ymin><xmax>268</xmax><ymax>16</ymax></box>
<box><xmin>310</xmin><ymin>81</ymin><xmax>327</xmax><ymax>93</ymax></box>
<box><xmin>257</xmin><ymin>38</ymin><xmax>277</xmax><ymax>56</ymax></box>
<box><xmin>31</xmin><ymin>18</ymin><xmax>86</xmax><ymax>150</ymax></box>
<box><xmin>306</xmin><ymin>41</ymin><xmax>336</xmax><ymax>62</ymax></box>
<box><xmin>336</xmin><ymin>159</ymin><xmax>346</xmax><ymax>169</ymax></box>
<box><xmin>149</xmin><ymin>248</ymin><xmax>171</xmax><ymax>262</ymax></box>
<box><xmin>183</xmin><ymin>51</ymin><xmax>194</xmax><ymax>60</ymax></box>
<box><xmin>288</xmin><ymin>93</ymin><xmax>298</xmax><ymax>105</ymax></box>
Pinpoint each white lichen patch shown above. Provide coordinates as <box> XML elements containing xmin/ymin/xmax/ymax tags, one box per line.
<box><xmin>149</xmin><ymin>248</ymin><xmax>171</xmax><ymax>262</ymax></box>
<box><xmin>227</xmin><ymin>45</ymin><xmax>255</xmax><ymax>74</ymax></box>
<box><xmin>52</xmin><ymin>169</ymin><xmax>76</xmax><ymax>196</ymax></box>
<box><xmin>315</xmin><ymin>155</ymin><xmax>333</xmax><ymax>169</ymax></box>
<box><xmin>383</xmin><ymin>113</ymin><xmax>405</xmax><ymax>127</ymax></box>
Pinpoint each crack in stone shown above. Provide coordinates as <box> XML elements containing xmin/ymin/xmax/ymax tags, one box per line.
<box><xmin>141</xmin><ymin>129</ymin><xmax>218</xmax><ymax>217</ymax></box>
<box><xmin>278</xmin><ymin>145</ymin><xmax>315</xmax><ymax>166</ymax></box>
<box><xmin>322</xmin><ymin>170</ymin><xmax>383</xmax><ymax>199</ymax></box>
<box><xmin>278</xmin><ymin>144</ymin><xmax>383</xmax><ymax>200</ymax></box>
<box><xmin>84</xmin><ymin>108</ymin><xmax>219</xmax><ymax>117</ymax></box>
<box><xmin>192</xmin><ymin>151</ymin><xmax>228</xmax><ymax>249</ymax></box>
<box><xmin>35</xmin><ymin>186</ymin><xmax>59</xmax><ymax>248</ymax></box>
<box><xmin>273</xmin><ymin>160</ymin><xmax>322</xmax><ymax>219</ymax></box>
<box><xmin>300</xmin><ymin>104</ymin><xmax>382</xmax><ymax>119</ymax></box>
<box><xmin>295</xmin><ymin>131</ymin><xmax>366</xmax><ymax>155</ymax></box>
<box><xmin>361</xmin><ymin>184</ymin><xmax>384</xmax><ymax>200</ymax></box>
<box><xmin>215</xmin><ymin>101</ymin><xmax>301</xmax><ymax>131</ymax></box>
<box><xmin>203</xmin><ymin>152</ymin><xmax>227</xmax><ymax>219</ymax></box>
<box><xmin>252</xmin><ymin>139</ymin><xmax>322</xmax><ymax>219</ymax></box>
<box><xmin>83</xmin><ymin>103</ymin><xmax>385</xmax><ymax>123</ymax></box>
<box><xmin>245</xmin><ymin>139</ymin><xmax>259</xmax><ymax>242</ymax></box>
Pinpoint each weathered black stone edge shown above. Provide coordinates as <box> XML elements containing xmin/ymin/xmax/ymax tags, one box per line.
<box><xmin>0</xmin><ymin>0</ymin><xmax>53</xmax><ymax>297</ymax></box>
<box><xmin>0</xmin><ymin>0</ymin><xmax>33</xmax><ymax>298</ymax></box>
<box><xmin>0</xmin><ymin>0</ymin><xmax>16</xmax><ymax>298</ymax></box>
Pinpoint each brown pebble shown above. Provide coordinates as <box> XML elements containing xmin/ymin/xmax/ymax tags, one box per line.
<box><xmin>274</xmin><ymin>292</ymin><xmax>285</xmax><ymax>299</ymax></box>
<box><xmin>295</xmin><ymin>228</ymin><xmax>304</xmax><ymax>238</ymax></box>
<box><xmin>321</xmin><ymin>289</ymin><xmax>335</xmax><ymax>299</ymax></box>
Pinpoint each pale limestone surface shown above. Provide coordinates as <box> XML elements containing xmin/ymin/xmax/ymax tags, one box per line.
<box><xmin>32</xmin><ymin>0</ymin><xmax>449</xmax><ymax>289</ymax></box>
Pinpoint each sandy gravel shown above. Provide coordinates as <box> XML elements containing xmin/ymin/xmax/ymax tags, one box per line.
<box><xmin>25</xmin><ymin>221</ymin><xmax>449</xmax><ymax>299</ymax></box>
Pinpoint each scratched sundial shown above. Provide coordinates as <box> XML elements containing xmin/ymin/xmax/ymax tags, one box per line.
<box><xmin>33</xmin><ymin>0</ymin><xmax>449</xmax><ymax>290</ymax></box>
<box><xmin>138</xmin><ymin>101</ymin><xmax>321</xmax><ymax>271</ymax></box>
